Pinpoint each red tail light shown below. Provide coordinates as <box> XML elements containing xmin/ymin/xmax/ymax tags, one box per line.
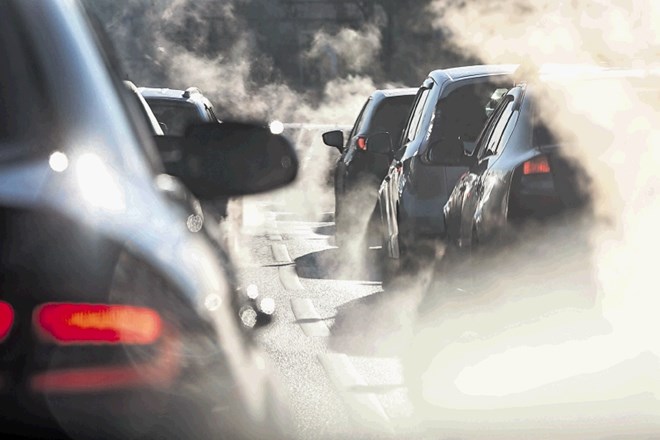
<box><xmin>357</xmin><ymin>136</ymin><xmax>367</xmax><ymax>151</ymax></box>
<box><xmin>0</xmin><ymin>301</ymin><xmax>14</xmax><ymax>342</ymax></box>
<box><xmin>35</xmin><ymin>303</ymin><xmax>162</xmax><ymax>345</ymax></box>
<box><xmin>523</xmin><ymin>156</ymin><xmax>551</xmax><ymax>175</ymax></box>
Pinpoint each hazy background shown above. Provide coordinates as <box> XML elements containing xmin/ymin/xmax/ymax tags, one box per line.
<box><xmin>86</xmin><ymin>0</ymin><xmax>660</xmax><ymax>437</ymax></box>
<box><xmin>83</xmin><ymin>0</ymin><xmax>476</xmax><ymax>123</ymax></box>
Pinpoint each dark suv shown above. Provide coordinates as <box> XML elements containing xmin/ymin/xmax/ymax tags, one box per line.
<box><xmin>376</xmin><ymin>65</ymin><xmax>514</xmax><ymax>270</ymax></box>
<box><xmin>323</xmin><ymin>88</ymin><xmax>417</xmax><ymax>247</ymax></box>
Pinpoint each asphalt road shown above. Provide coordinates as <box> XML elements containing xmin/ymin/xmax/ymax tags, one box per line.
<box><xmin>234</xmin><ymin>192</ymin><xmax>429</xmax><ymax>440</ymax></box>
<box><xmin>225</xmin><ymin>122</ymin><xmax>660</xmax><ymax>439</ymax></box>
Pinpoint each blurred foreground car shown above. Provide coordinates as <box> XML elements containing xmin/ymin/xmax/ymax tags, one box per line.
<box><xmin>322</xmin><ymin>88</ymin><xmax>416</xmax><ymax>248</ymax></box>
<box><xmin>376</xmin><ymin>65</ymin><xmax>514</xmax><ymax>273</ymax></box>
<box><xmin>0</xmin><ymin>1</ymin><xmax>296</xmax><ymax>439</ymax></box>
<box><xmin>405</xmin><ymin>67</ymin><xmax>660</xmax><ymax>438</ymax></box>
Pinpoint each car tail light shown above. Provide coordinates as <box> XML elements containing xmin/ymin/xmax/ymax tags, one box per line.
<box><xmin>357</xmin><ymin>136</ymin><xmax>367</xmax><ymax>151</ymax></box>
<box><xmin>35</xmin><ymin>303</ymin><xmax>162</xmax><ymax>345</ymax></box>
<box><xmin>523</xmin><ymin>155</ymin><xmax>551</xmax><ymax>175</ymax></box>
<box><xmin>0</xmin><ymin>301</ymin><xmax>14</xmax><ymax>342</ymax></box>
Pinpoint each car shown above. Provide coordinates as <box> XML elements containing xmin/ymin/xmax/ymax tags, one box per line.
<box><xmin>0</xmin><ymin>1</ymin><xmax>297</xmax><ymax>439</ymax></box>
<box><xmin>405</xmin><ymin>66</ymin><xmax>660</xmax><ymax>437</ymax></box>
<box><xmin>139</xmin><ymin>86</ymin><xmax>234</xmax><ymax>219</ymax></box>
<box><xmin>139</xmin><ymin>86</ymin><xmax>220</xmax><ymax>136</ymax></box>
<box><xmin>375</xmin><ymin>65</ymin><xmax>515</xmax><ymax>274</ymax></box>
<box><xmin>322</xmin><ymin>88</ymin><xmax>417</xmax><ymax>248</ymax></box>
<box><xmin>440</xmin><ymin>66</ymin><xmax>656</xmax><ymax>257</ymax></box>
<box><xmin>125</xmin><ymin>81</ymin><xmax>276</xmax><ymax>326</ymax></box>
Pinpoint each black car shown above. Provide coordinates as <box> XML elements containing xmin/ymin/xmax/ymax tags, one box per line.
<box><xmin>439</xmin><ymin>68</ymin><xmax>656</xmax><ymax>255</ymax></box>
<box><xmin>375</xmin><ymin>65</ymin><xmax>514</xmax><ymax>271</ymax></box>
<box><xmin>0</xmin><ymin>1</ymin><xmax>296</xmax><ymax>438</ymax></box>
<box><xmin>322</xmin><ymin>88</ymin><xmax>417</xmax><ymax>248</ymax></box>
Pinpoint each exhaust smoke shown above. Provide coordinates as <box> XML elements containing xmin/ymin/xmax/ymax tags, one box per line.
<box><xmin>398</xmin><ymin>1</ymin><xmax>660</xmax><ymax>437</ymax></box>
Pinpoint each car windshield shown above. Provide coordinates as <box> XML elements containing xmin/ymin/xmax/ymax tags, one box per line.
<box><xmin>369</xmin><ymin>95</ymin><xmax>416</xmax><ymax>139</ymax></box>
<box><xmin>146</xmin><ymin>100</ymin><xmax>204</xmax><ymax>136</ymax></box>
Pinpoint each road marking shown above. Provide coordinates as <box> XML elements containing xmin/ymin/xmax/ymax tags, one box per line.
<box><xmin>278</xmin><ymin>265</ymin><xmax>304</xmax><ymax>291</ymax></box>
<box><xmin>318</xmin><ymin>353</ymin><xmax>394</xmax><ymax>435</ymax></box>
<box><xmin>290</xmin><ymin>298</ymin><xmax>330</xmax><ymax>337</ymax></box>
<box><xmin>267</xmin><ymin>234</ymin><xmax>283</xmax><ymax>241</ymax></box>
<box><xmin>270</xmin><ymin>243</ymin><xmax>292</xmax><ymax>263</ymax></box>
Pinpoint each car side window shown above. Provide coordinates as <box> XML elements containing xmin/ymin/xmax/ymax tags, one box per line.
<box><xmin>426</xmin><ymin>82</ymin><xmax>508</xmax><ymax>154</ymax></box>
<box><xmin>475</xmin><ymin>95</ymin><xmax>513</xmax><ymax>158</ymax></box>
<box><xmin>475</xmin><ymin>95</ymin><xmax>513</xmax><ymax>159</ymax></box>
<box><xmin>404</xmin><ymin>87</ymin><xmax>431</xmax><ymax>144</ymax></box>
<box><xmin>350</xmin><ymin>99</ymin><xmax>370</xmax><ymax>140</ymax></box>
<box><xmin>485</xmin><ymin>98</ymin><xmax>516</xmax><ymax>155</ymax></box>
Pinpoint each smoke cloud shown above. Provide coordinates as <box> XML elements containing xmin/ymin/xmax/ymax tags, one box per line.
<box><xmin>399</xmin><ymin>0</ymin><xmax>660</xmax><ymax>436</ymax></box>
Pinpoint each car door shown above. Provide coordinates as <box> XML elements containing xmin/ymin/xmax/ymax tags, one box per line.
<box><xmin>445</xmin><ymin>95</ymin><xmax>509</xmax><ymax>250</ymax></box>
<box><xmin>379</xmin><ymin>83</ymin><xmax>432</xmax><ymax>256</ymax></box>
<box><xmin>458</xmin><ymin>90</ymin><xmax>520</xmax><ymax>249</ymax></box>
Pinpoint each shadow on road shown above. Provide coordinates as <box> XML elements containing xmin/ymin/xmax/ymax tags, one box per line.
<box><xmin>327</xmin><ymin>272</ymin><xmax>432</xmax><ymax>357</ymax></box>
<box><xmin>295</xmin><ymin>247</ymin><xmax>383</xmax><ymax>281</ymax></box>
<box><xmin>313</xmin><ymin>224</ymin><xmax>335</xmax><ymax>236</ymax></box>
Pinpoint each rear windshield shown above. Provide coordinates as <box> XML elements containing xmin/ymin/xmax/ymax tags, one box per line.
<box><xmin>0</xmin><ymin>3</ymin><xmax>53</xmax><ymax>158</ymax></box>
<box><xmin>368</xmin><ymin>95</ymin><xmax>415</xmax><ymax>141</ymax></box>
<box><xmin>146</xmin><ymin>100</ymin><xmax>204</xmax><ymax>136</ymax></box>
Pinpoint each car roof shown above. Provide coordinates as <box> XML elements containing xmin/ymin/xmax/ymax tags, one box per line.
<box><xmin>429</xmin><ymin>64</ymin><xmax>518</xmax><ymax>83</ymax></box>
<box><xmin>372</xmin><ymin>88</ymin><xmax>418</xmax><ymax>98</ymax></box>
<box><xmin>138</xmin><ymin>86</ymin><xmax>212</xmax><ymax>107</ymax></box>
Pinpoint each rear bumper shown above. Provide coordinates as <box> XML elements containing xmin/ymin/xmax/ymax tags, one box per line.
<box><xmin>0</xmin><ymin>387</ymin><xmax>189</xmax><ymax>439</ymax></box>
<box><xmin>0</xmin><ymin>330</ymin><xmax>241</xmax><ymax>439</ymax></box>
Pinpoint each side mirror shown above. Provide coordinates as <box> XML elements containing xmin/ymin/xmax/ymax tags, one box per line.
<box><xmin>322</xmin><ymin>130</ymin><xmax>344</xmax><ymax>151</ymax></box>
<box><xmin>426</xmin><ymin>137</ymin><xmax>471</xmax><ymax>166</ymax></box>
<box><xmin>365</xmin><ymin>132</ymin><xmax>392</xmax><ymax>155</ymax></box>
<box><xmin>154</xmin><ymin>121</ymin><xmax>298</xmax><ymax>200</ymax></box>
